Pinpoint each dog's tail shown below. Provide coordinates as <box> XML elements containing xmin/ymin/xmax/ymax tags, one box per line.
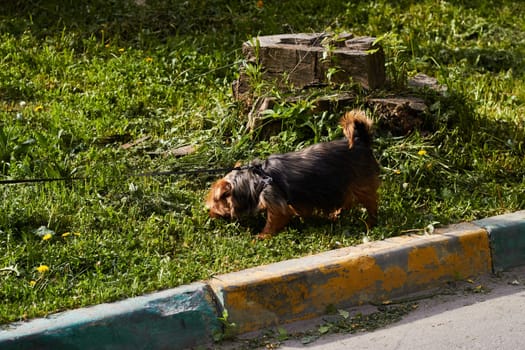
<box><xmin>340</xmin><ymin>110</ymin><xmax>374</xmax><ymax>149</ymax></box>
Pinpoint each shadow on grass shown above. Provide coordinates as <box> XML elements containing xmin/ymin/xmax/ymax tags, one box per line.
<box><xmin>0</xmin><ymin>0</ymin><xmax>347</xmax><ymax>46</ymax></box>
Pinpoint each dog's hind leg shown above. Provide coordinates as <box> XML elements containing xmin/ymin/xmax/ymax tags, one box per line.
<box><xmin>343</xmin><ymin>185</ymin><xmax>379</xmax><ymax>228</ymax></box>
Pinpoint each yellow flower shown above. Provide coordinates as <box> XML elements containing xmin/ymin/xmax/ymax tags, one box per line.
<box><xmin>118</xmin><ymin>48</ymin><xmax>125</xmax><ymax>53</ymax></box>
<box><xmin>33</xmin><ymin>105</ymin><xmax>43</xmax><ymax>112</ymax></box>
<box><xmin>393</xmin><ymin>169</ymin><xmax>401</xmax><ymax>175</ymax></box>
<box><xmin>36</xmin><ymin>265</ymin><xmax>49</xmax><ymax>273</ymax></box>
<box><xmin>418</xmin><ymin>149</ymin><xmax>427</xmax><ymax>156</ymax></box>
<box><xmin>29</xmin><ymin>280</ymin><xmax>37</xmax><ymax>287</ymax></box>
<box><xmin>105</xmin><ymin>43</ymin><xmax>110</xmax><ymax>48</ymax></box>
<box><xmin>61</xmin><ymin>232</ymin><xmax>71</xmax><ymax>237</ymax></box>
<box><xmin>145</xmin><ymin>57</ymin><xmax>153</xmax><ymax>63</ymax></box>
<box><xmin>42</xmin><ymin>233</ymin><xmax>52</xmax><ymax>241</ymax></box>
<box><xmin>73</xmin><ymin>232</ymin><xmax>81</xmax><ymax>236</ymax></box>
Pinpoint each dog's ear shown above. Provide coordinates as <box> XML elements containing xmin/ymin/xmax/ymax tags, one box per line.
<box><xmin>214</xmin><ymin>179</ymin><xmax>232</xmax><ymax>200</ymax></box>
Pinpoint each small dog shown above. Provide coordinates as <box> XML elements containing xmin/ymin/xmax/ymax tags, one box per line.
<box><xmin>206</xmin><ymin>110</ymin><xmax>380</xmax><ymax>239</ymax></box>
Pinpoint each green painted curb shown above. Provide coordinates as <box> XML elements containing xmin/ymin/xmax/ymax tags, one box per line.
<box><xmin>474</xmin><ymin>210</ymin><xmax>525</xmax><ymax>273</ymax></box>
<box><xmin>0</xmin><ymin>282</ymin><xmax>221</xmax><ymax>350</ymax></box>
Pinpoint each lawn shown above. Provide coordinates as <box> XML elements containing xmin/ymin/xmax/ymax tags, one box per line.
<box><xmin>1</xmin><ymin>0</ymin><xmax>524</xmax><ymax>324</ymax></box>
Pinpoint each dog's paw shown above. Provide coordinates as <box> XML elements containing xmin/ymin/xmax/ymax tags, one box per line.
<box><xmin>255</xmin><ymin>232</ymin><xmax>273</xmax><ymax>240</ymax></box>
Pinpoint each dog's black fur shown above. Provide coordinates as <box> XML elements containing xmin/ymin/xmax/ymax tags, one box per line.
<box><xmin>206</xmin><ymin>110</ymin><xmax>380</xmax><ymax>239</ymax></box>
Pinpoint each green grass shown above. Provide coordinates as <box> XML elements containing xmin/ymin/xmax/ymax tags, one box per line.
<box><xmin>1</xmin><ymin>0</ymin><xmax>524</xmax><ymax>324</ymax></box>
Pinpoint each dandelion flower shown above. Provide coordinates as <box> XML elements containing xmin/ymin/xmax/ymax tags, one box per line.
<box><xmin>42</xmin><ymin>233</ymin><xmax>52</xmax><ymax>241</ymax></box>
<box><xmin>73</xmin><ymin>232</ymin><xmax>81</xmax><ymax>237</ymax></box>
<box><xmin>33</xmin><ymin>105</ymin><xmax>43</xmax><ymax>112</ymax></box>
<box><xmin>118</xmin><ymin>48</ymin><xmax>125</xmax><ymax>53</ymax></box>
<box><xmin>61</xmin><ymin>232</ymin><xmax>71</xmax><ymax>237</ymax></box>
<box><xmin>29</xmin><ymin>280</ymin><xmax>37</xmax><ymax>287</ymax></box>
<box><xmin>393</xmin><ymin>169</ymin><xmax>401</xmax><ymax>175</ymax></box>
<box><xmin>105</xmin><ymin>43</ymin><xmax>110</xmax><ymax>48</ymax></box>
<box><xmin>418</xmin><ymin>149</ymin><xmax>427</xmax><ymax>156</ymax></box>
<box><xmin>36</xmin><ymin>265</ymin><xmax>49</xmax><ymax>274</ymax></box>
<box><xmin>145</xmin><ymin>57</ymin><xmax>153</xmax><ymax>63</ymax></box>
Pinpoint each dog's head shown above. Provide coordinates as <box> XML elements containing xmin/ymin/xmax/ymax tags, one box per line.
<box><xmin>206</xmin><ymin>166</ymin><xmax>265</xmax><ymax>220</ymax></box>
<box><xmin>205</xmin><ymin>178</ymin><xmax>234</xmax><ymax>218</ymax></box>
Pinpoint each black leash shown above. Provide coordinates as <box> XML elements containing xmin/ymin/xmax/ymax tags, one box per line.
<box><xmin>0</xmin><ymin>166</ymin><xmax>248</xmax><ymax>185</ymax></box>
<box><xmin>0</xmin><ymin>176</ymin><xmax>85</xmax><ymax>185</ymax></box>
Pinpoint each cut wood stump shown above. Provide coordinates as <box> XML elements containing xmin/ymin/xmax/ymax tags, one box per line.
<box><xmin>233</xmin><ymin>33</ymin><xmax>385</xmax><ymax>104</ymax></box>
<box><xmin>247</xmin><ymin>92</ymin><xmax>358</xmax><ymax>139</ymax></box>
<box><xmin>248</xmin><ymin>94</ymin><xmax>430</xmax><ymax>138</ymax></box>
<box><xmin>232</xmin><ymin>33</ymin><xmax>445</xmax><ymax>138</ymax></box>
<box><xmin>367</xmin><ymin>96</ymin><xmax>428</xmax><ymax>136</ymax></box>
<box><xmin>408</xmin><ymin>73</ymin><xmax>447</xmax><ymax>93</ymax></box>
<box><xmin>247</xmin><ymin>92</ymin><xmax>356</xmax><ymax>131</ymax></box>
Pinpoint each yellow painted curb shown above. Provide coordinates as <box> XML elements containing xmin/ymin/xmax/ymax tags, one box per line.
<box><xmin>208</xmin><ymin>223</ymin><xmax>491</xmax><ymax>334</ymax></box>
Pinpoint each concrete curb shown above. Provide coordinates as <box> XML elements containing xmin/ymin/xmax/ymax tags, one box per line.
<box><xmin>209</xmin><ymin>222</ymin><xmax>491</xmax><ymax>334</ymax></box>
<box><xmin>0</xmin><ymin>210</ymin><xmax>523</xmax><ymax>349</ymax></box>
<box><xmin>0</xmin><ymin>283</ymin><xmax>221</xmax><ymax>350</ymax></box>
<box><xmin>474</xmin><ymin>210</ymin><xmax>525</xmax><ymax>273</ymax></box>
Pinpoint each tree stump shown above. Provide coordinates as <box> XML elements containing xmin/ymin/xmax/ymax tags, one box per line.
<box><xmin>233</xmin><ymin>33</ymin><xmax>386</xmax><ymax>103</ymax></box>
<box><xmin>367</xmin><ymin>96</ymin><xmax>428</xmax><ymax>136</ymax></box>
<box><xmin>232</xmin><ymin>33</ymin><xmax>445</xmax><ymax>138</ymax></box>
<box><xmin>247</xmin><ymin>92</ymin><xmax>357</xmax><ymax>137</ymax></box>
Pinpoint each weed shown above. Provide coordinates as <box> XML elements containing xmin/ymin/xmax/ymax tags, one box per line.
<box><xmin>214</xmin><ymin>309</ymin><xmax>237</xmax><ymax>342</ymax></box>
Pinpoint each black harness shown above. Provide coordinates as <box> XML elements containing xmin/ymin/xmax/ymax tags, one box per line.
<box><xmin>250</xmin><ymin>164</ymin><xmax>274</xmax><ymax>187</ymax></box>
<box><xmin>245</xmin><ymin>163</ymin><xmax>290</xmax><ymax>204</ymax></box>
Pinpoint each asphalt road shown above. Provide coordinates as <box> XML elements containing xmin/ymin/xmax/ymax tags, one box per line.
<box><xmin>220</xmin><ymin>266</ymin><xmax>525</xmax><ymax>350</ymax></box>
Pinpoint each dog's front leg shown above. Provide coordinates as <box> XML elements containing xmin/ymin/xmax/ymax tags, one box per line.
<box><xmin>256</xmin><ymin>208</ymin><xmax>293</xmax><ymax>240</ymax></box>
